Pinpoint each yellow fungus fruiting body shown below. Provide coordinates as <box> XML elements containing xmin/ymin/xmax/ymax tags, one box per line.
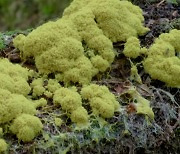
<box><xmin>0</xmin><ymin>58</ymin><xmax>31</xmax><ymax>96</ymax></box>
<box><xmin>123</xmin><ymin>87</ymin><xmax>154</xmax><ymax>120</ymax></box>
<box><xmin>123</xmin><ymin>37</ymin><xmax>141</xmax><ymax>58</ymax></box>
<box><xmin>53</xmin><ymin>87</ymin><xmax>89</xmax><ymax>126</ymax></box>
<box><xmin>0</xmin><ymin>139</ymin><xmax>7</xmax><ymax>153</ymax></box>
<box><xmin>31</xmin><ymin>78</ymin><xmax>46</xmax><ymax>97</ymax></box>
<box><xmin>10</xmin><ymin>114</ymin><xmax>43</xmax><ymax>142</ymax></box>
<box><xmin>0</xmin><ymin>89</ymin><xmax>36</xmax><ymax>124</ymax></box>
<box><xmin>143</xmin><ymin>29</ymin><xmax>180</xmax><ymax>88</ymax></box>
<box><xmin>123</xmin><ymin>37</ymin><xmax>148</xmax><ymax>58</ymax></box>
<box><xmin>81</xmin><ymin>84</ymin><xmax>120</xmax><ymax>118</ymax></box>
<box><xmin>70</xmin><ymin>106</ymin><xmax>89</xmax><ymax>125</ymax></box>
<box><xmin>135</xmin><ymin>95</ymin><xmax>154</xmax><ymax>120</ymax></box>
<box><xmin>13</xmin><ymin>0</ymin><xmax>148</xmax><ymax>85</ymax></box>
<box><xmin>46</xmin><ymin>79</ymin><xmax>61</xmax><ymax>93</ymax></box>
<box><xmin>34</xmin><ymin>98</ymin><xmax>47</xmax><ymax>108</ymax></box>
<box><xmin>130</xmin><ymin>65</ymin><xmax>142</xmax><ymax>84</ymax></box>
<box><xmin>64</xmin><ymin>0</ymin><xmax>149</xmax><ymax>42</ymax></box>
<box><xmin>0</xmin><ymin>128</ymin><xmax>3</xmax><ymax>137</ymax></box>
<box><xmin>54</xmin><ymin>118</ymin><xmax>63</xmax><ymax>127</ymax></box>
<box><xmin>53</xmin><ymin>87</ymin><xmax>82</xmax><ymax>112</ymax></box>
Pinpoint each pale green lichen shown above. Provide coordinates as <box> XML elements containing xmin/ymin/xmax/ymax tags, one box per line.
<box><xmin>143</xmin><ymin>29</ymin><xmax>180</xmax><ymax>88</ymax></box>
<box><xmin>13</xmin><ymin>0</ymin><xmax>148</xmax><ymax>85</ymax></box>
<box><xmin>81</xmin><ymin>84</ymin><xmax>120</xmax><ymax>118</ymax></box>
<box><xmin>10</xmin><ymin>114</ymin><xmax>43</xmax><ymax>142</ymax></box>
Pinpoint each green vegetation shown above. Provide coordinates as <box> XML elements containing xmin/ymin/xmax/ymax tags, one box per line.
<box><xmin>0</xmin><ymin>0</ymin><xmax>72</xmax><ymax>31</ymax></box>
<box><xmin>0</xmin><ymin>33</ymin><xmax>5</xmax><ymax>50</ymax></box>
<box><xmin>0</xmin><ymin>0</ymin><xmax>179</xmax><ymax>153</ymax></box>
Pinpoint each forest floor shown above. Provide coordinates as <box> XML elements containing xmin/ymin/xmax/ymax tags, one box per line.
<box><xmin>0</xmin><ymin>0</ymin><xmax>180</xmax><ymax>154</ymax></box>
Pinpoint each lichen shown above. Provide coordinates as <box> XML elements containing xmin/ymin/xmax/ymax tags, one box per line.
<box><xmin>10</xmin><ymin>114</ymin><xmax>43</xmax><ymax>142</ymax></box>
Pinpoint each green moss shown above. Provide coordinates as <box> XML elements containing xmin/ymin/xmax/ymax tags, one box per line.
<box><xmin>13</xmin><ymin>0</ymin><xmax>148</xmax><ymax>85</ymax></box>
<box><xmin>10</xmin><ymin>114</ymin><xmax>43</xmax><ymax>142</ymax></box>
<box><xmin>81</xmin><ymin>84</ymin><xmax>120</xmax><ymax>118</ymax></box>
<box><xmin>143</xmin><ymin>29</ymin><xmax>180</xmax><ymax>88</ymax></box>
<box><xmin>0</xmin><ymin>139</ymin><xmax>7</xmax><ymax>153</ymax></box>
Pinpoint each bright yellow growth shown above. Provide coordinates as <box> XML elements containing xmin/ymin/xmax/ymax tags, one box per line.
<box><xmin>54</xmin><ymin>118</ymin><xmax>63</xmax><ymax>127</ymax></box>
<box><xmin>123</xmin><ymin>37</ymin><xmax>147</xmax><ymax>58</ymax></box>
<box><xmin>0</xmin><ymin>58</ymin><xmax>31</xmax><ymax>96</ymax></box>
<box><xmin>10</xmin><ymin>114</ymin><xmax>43</xmax><ymax>142</ymax></box>
<box><xmin>0</xmin><ymin>128</ymin><xmax>2</xmax><ymax>137</ymax></box>
<box><xmin>0</xmin><ymin>89</ymin><xmax>36</xmax><ymax>124</ymax></box>
<box><xmin>130</xmin><ymin>64</ymin><xmax>142</xmax><ymax>84</ymax></box>
<box><xmin>70</xmin><ymin>106</ymin><xmax>89</xmax><ymax>126</ymax></box>
<box><xmin>46</xmin><ymin>79</ymin><xmax>61</xmax><ymax>93</ymax></box>
<box><xmin>64</xmin><ymin>0</ymin><xmax>149</xmax><ymax>42</ymax></box>
<box><xmin>81</xmin><ymin>84</ymin><xmax>120</xmax><ymax>118</ymax></box>
<box><xmin>0</xmin><ymin>139</ymin><xmax>7</xmax><ymax>153</ymax></box>
<box><xmin>31</xmin><ymin>78</ymin><xmax>46</xmax><ymax>97</ymax></box>
<box><xmin>143</xmin><ymin>29</ymin><xmax>180</xmax><ymax>88</ymax></box>
<box><xmin>123</xmin><ymin>87</ymin><xmax>154</xmax><ymax>120</ymax></box>
<box><xmin>13</xmin><ymin>0</ymin><xmax>148</xmax><ymax>85</ymax></box>
<box><xmin>53</xmin><ymin>87</ymin><xmax>89</xmax><ymax>125</ymax></box>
